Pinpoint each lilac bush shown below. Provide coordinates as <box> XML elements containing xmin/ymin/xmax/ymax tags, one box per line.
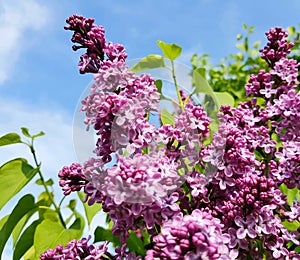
<box><xmin>41</xmin><ymin>15</ymin><xmax>300</xmax><ymax>259</ymax></box>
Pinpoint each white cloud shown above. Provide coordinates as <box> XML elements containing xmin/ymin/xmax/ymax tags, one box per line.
<box><xmin>0</xmin><ymin>99</ymin><xmax>76</xmax><ymax>173</ymax></box>
<box><xmin>0</xmin><ymin>0</ymin><xmax>49</xmax><ymax>85</ymax></box>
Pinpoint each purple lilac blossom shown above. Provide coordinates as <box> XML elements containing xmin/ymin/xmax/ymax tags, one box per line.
<box><xmin>40</xmin><ymin>236</ymin><xmax>111</xmax><ymax>260</ymax></box>
<box><xmin>58</xmin><ymin>163</ymin><xmax>87</xmax><ymax>195</ymax></box>
<box><xmin>145</xmin><ymin>209</ymin><xmax>233</xmax><ymax>259</ymax></box>
<box><xmin>58</xmin><ymin>17</ymin><xmax>300</xmax><ymax>259</ymax></box>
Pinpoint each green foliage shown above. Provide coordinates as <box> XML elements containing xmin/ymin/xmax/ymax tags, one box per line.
<box><xmin>0</xmin><ymin>133</ymin><xmax>21</xmax><ymax>146</ymax></box>
<box><xmin>131</xmin><ymin>54</ymin><xmax>165</xmax><ymax>72</ymax></box>
<box><xmin>0</xmin><ymin>159</ymin><xmax>39</xmax><ymax>210</ymax></box>
<box><xmin>191</xmin><ymin>24</ymin><xmax>300</xmax><ymax>105</ymax></box>
<box><xmin>0</xmin><ymin>195</ymin><xmax>36</xmax><ymax>256</ymax></box>
<box><xmin>77</xmin><ymin>191</ymin><xmax>101</xmax><ymax>227</ymax></box>
<box><xmin>33</xmin><ymin>217</ymin><xmax>83</xmax><ymax>258</ymax></box>
<box><xmin>94</xmin><ymin>226</ymin><xmax>120</xmax><ymax>245</ymax></box>
<box><xmin>280</xmin><ymin>184</ymin><xmax>299</xmax><ymax>206</ymax></box>
<box><xmin>160</xmin><ymin>109</ymin><xmax>175</xmax><ymax>125</ymax></box>
<box><xmin>157</xmin><ymin>40</ymin><xmax>182</xmax><ymax>60</ymax></box>
<box><xmin>13</xmin><ymin>220</ymin><xmax>41</xmax><ymax>260</ymax></box>
<box><xmin>0</xmin><ymin>128</ymin><xmax>96</xmax><ymax>259</ymax></box>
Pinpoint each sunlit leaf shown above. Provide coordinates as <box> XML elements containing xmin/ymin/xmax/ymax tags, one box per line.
<box><xmin>21</xmin><ymin>127</ymin><xmax>31</xmax><ymax>138</ymax></box>
<box><xmin>0</xmin><ymin>215</ymin><xmax>9</xmax><ymax>230</ymax></box>
<box><xmin>32</xmin><ymin>131</ymin><xmax>45</xmax><ymax>139</ymax></box>
<box><xmin>0</xmin><ymin>194</ymin><xmax>36</xmax><ymax>257</ymax></box>
<box><xmin>192</xmin><ymin>68</ymin><xmax>234</xmax><ymax>109</ymax></box>
<box><xmin>13</xmin><ymin>220</ymin><xmax>41</xmax><ymax>260</ymax></box>
<box><xmin>213</xmin><ymin>92</ymin><xmax>235</xmax><ymax>107</ymax></box>
<box><xmin>160</xmin><ymin>109</ymin><xmax>175</xmax><ymax>125</ymax></box>
<box><xmin>0</xmin><ymin>158</ymin><xmax>39</xmax><ymax>210</ymax></box>
<box><xmin>36</xmin><ymin>178</ymin><xmax>54</xmax><ymax>186</ymax></box>
<box><xmin>157</xmin><ymin>40</ymin><xmax>182</xmax><ymax>60</ymax></box>
<box><xmin>78</xmin><ymin>191</ymin><xmax>101</xmax><ymax>227</ymax></box>
<box><xmin>130</xmin><ymin>54</ymin><xmax>165</xmax><ymax>72</ymax></box>
<box><xmin>0</xmin><ymin>133</ymin><xmax>21</xmax><ymax>146</ymax></box>
<box><xmin>281</xmin><ymin>220</ymin><xmax>300</xmax><ymax>231</ymax></box>
<box><xmin>280</xmin><ymin>184</ymin><xmax>299</xmax><ymax>206</ymax></box>
<box><xmin>33</xmin><ymin>217</ymin><xmax>83</xmax><ymax>258</ymax></box>
<box><xmin>12</xmin><ymin>208</ymin><xmax>38</xmax><ymax>246</ymax></box>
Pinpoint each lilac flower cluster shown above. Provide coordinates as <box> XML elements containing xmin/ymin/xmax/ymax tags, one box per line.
<box><xmin>52</xmin><ymin>17</ymin><xmax>300</xmax><ymax>260</ymax></box>
<box><xmin>58</xmin><ymin>163</ymin><xmax>87</xmax><ymax>195</ymax></box>
<box><xmin>82</xmin><ymin>154</ymin><xmax>181</xmax><ymax>244</ymax></box>
<box><xmin>40</xmin><ymin>236</ymin><xmax>111</xmax><ymax>260</ymax></box>
<box><xmin>145</xmin><ymin>209</ymin><xmax>233</xmax><ymax>259</ymax></box>
<box><xmin>76</xmin><ymin>30</ymin><xmax>160</xmax><ymax>162</ymax></box>
<box><xmin>184</xmin><ymin>27</ymin><xmax>300</xmax><ymax>258</ymax></box>
<box><xmin>260</xmin><ymin>27</ymin><xmax>294</xmax><ymax>67</ymax></box>
<box><xmin>65</xmin><ymin>14</ymin><xmax>126</xmax><ymax>74</ymax></box>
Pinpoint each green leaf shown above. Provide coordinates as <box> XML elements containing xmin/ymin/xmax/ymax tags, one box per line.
<box><xmin>130</xmin><ymin>54</ymin><xmax>165</xmax><ymax>72</ymax></box>
<box><xmin>32</xmin><ymin>131</ymin><xmax>45</xmax><ymax>139</ymax></box>
<box><xmin>281</xmin><ymin>220</ymin><xmax>300</xmax><ymax>231</ymax></box>
<box><xmin>280</xmin><ymin>184</ymin><xmax>299</xmax><ymax>206</ymax></box>
<box><xmin>0</xmin><ymin>158</ymin><xmax>39</xmax><ymax>210</ymax></box>
<box><xmin>13</xmin><ymin>220</ymin><xmax>41</xmax><ymax>260</ymax></box>
<box><xmin>154</xmin><ymin>79</ymin><xmax>163</xmax><ymax>94</ymax></box>
<box><xmin>192</xmin><ymin>68</ymin><xmax>214</xmax><ymax>96</ymax></box>
<box><xmin>12</xmin><ymin>207</ymin><xmax>38</xmax><ymax>246</ymax></box>
<box><xmin>287</xmin><ymin>187</ymin><xmax>299</xmax><ymax>206</ymax></box>
<box><xmin>94</xmin><ymin>226</ymin><xmax>121</xmax><ymax>246</ymax></box>
<box><xmin>0</xmin><ymin>133</ymin><xmax>21</xmax><ymax>146</ymax></box>
<box><xmin>37</xmin><ymin>191</ymin><xmax>54</xmax><ymax>207</ymax></box>
<box><xmin>33</xmin><ymin>217</ymin><xmax>83</xmax><ymax>258</ymax></box>
<box><xmin>157</xmin><ymin>40</ymin><xmax>182</xmax><ymax>60</ymax></box>
<box><xmin>127</xmin><ymin>231</ymin><xmax>146</xmax><ymax>256</ymax></box>
<box><xmin>236</xmin><ymin>42</ymin><xmax>246</xmax><ymax>52</ymax></box>
<box><xmin>21</xmin><ymin>127</ymin><xmax>31</xmax><ymax>138</ymax></box>
<box><xmin>253</xmin><ymin>40</ymin><xmax>261</xmax><ymax>49</ymax></box>
<box><xmin>286</xmin><ymin>26</ymin><xmax>296</xmax><ymax>37</ymax></box>
<box><xmin>0</xmin><ymin>194</ymin><xmax>36</xmax><ymax>257</ymax></box>
<box><xmin>68</xmin><ymin>199</ymin><xmax>77</xmax><ymax>211</ymax></box>
<box><xmin>77</xmin><ymin>191</ymin><xmax>101</xmax><ymax>227</ymax></box>
<box><xmin>192</xmin><ymin>68</ymin><xmax>234</xmax><ymax>109</ymax></box>
<box><xmin>213</xmin><ymin>92</ymin><xmax>235</xmax><ymax>107</ymax></box>
<box><xmin>0</xmin><ymin>215</ymin><xmax>9</xmax><ymax>230</ymax></box>
<box><xmin>36</xmin><ymin>178</ymin><xmax>54</xmax><ymax>186</ymax></box>
<box><xmin>40</xmin><ymin>208</ymin><xmax>59</xmax><ymax>222</ymax></box>
<box><xmin>160</xmin><ymin>109</ymin><xmax>175</xmax><ymax>125</ymax></box>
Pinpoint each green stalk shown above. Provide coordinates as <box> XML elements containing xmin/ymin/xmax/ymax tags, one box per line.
<box><xmin>171</xmin><ymin>60</ymin><xmax>184</xmax><ymax>112</ymax></box>
<box><xmin>29</xmin><ymin>139</ymin><xmax>66</xmax><ymax>228</ymax></box>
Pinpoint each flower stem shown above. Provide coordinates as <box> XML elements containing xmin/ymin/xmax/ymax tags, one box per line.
<box><xmin>29</xmin><ymin>140</ymin><xmax>66</xmax><ymax>228</ymax></box>
<box><xmin>171</xmin><ymin>60</ymin><xmax>184</xmax><ymax>112</ymax></box>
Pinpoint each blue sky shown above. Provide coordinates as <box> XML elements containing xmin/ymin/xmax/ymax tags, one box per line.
<box><xmin>1</xmin><ymin>0</ymin><xmax>300</xmax><ymax>257</ymax></box>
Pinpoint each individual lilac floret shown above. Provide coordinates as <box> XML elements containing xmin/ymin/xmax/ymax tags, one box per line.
<box><xmin>260</xmin><ymin>27</ymin><xmax>294</xmax><ymax>67</ymax></box>
<box><xmin>58</xmin><ymin>163</ymin><xmax>87</xmax><ymax>195</ymax></box>
<box><xmin>40</xmin><ymin>236</ymin><xmax>111</xmax><ymax>260</ymax></box>
<box><xmin>146</xmin><ymin>209</ymin><xmax>232</xmax><ymax>259</ymax></box>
